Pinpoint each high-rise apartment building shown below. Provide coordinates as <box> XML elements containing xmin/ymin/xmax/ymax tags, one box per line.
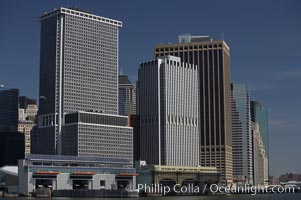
<box><xmin>231</xmin><ymin>83</ymin><xmax>253</xmax><ymax>185</ymax></box>
<box><xmin>0</xmin><ymin>87</ymin><xmax>19</xmax><ymax>132</ymax></box>
<box><xmin>155</xmin><ymin>35</ymin><xmax>232</xmax><ymax>184</ymax></box>
<box><xmin>139</xmin><ymin>55</ymin><xmax>199</xmax><ymax>167</ymax></box>
<box><xmin>118</xmin><ymin>75</ymin><xmax>136</xmax><ymax>116</ymax></box>
<box><xmin>252</xmin><ymin>122</ymin><xmax>269</xmax><ymax>186</ymax></box>
<box><xmin>36</xmin><ymin>7</ymin><xmax>132</xmax><ymax>157</ymax></box>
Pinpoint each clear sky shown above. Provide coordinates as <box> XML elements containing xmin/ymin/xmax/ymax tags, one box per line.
<box><xmin>0</xmin><ymin>0</ymin><xmax>300</xmax><ymax>176</ymax></box>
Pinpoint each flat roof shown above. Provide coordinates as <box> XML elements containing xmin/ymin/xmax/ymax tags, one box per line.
<box><xmin>39</xmin><ymin>7</ymin><xmax>122</xmax><ymax>27</ymax></box>
<box><xmin>26</xmin><ymin>154</ymin><xmax>131</xmax><ymax>165</ymax></box>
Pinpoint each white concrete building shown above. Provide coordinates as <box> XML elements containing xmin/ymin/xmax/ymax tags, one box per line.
<box><xmin>18</xmin><ymin>154</ymin><xmax>136</xmax><ymax>196</ymax></box>
<box><xmin>139</xmin><ymin>55</ymin><xmax>199</xmax><ymax>167</ymax></box>
<box><xmin>252</xmin><ymin>122</ymin><xmax>269</xmax><ymax>186</ymax></box>
<box><xmin>36</xmin><ymin>7</ymin><xmax>131</xmax><ymax>157</ymax></box>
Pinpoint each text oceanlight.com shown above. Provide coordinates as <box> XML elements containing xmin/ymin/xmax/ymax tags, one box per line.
<box><xmin>134</xmin><ymin>184</ymin><xmax>296</xmax><ymax>195</ymax></box>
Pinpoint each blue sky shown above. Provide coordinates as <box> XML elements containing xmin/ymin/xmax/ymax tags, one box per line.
<box><xmin>0</xmin><ymin>0</ymin><xmax>300</xmax><ymax>176</ymax></box>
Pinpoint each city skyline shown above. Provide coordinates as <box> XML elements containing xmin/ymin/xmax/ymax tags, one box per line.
<box><xmin>0</xmin><ymin>0</ymin><xmax>300</xmax><ymax>176</ymax></box>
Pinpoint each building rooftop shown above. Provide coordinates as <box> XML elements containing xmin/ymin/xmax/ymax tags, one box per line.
<box><xmin>39</xmin><ymin>7</ymin><xmax>122</xmax><ymax>27</ymax></box>
<box><xmin>26</xmin><ymin>154</ymin><xmax>131</xmax><ymax>165</ymax></box>
<box><xmin>119</xmin><ymin>75</ymin><xmax>132</xmax><ymax>85</ymax></box>
<box><xmin>0</xmin><ymin>166</ymin><xmax>18</xmax><ymax>176</ymax></box>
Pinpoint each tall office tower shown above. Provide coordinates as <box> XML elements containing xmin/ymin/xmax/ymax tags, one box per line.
<box><xmin>0</xmin><ymin>87</ymin><xmax>19</xmax><ymax>132</ymax></box>
<box><xmin>252</xmin><ymin>122</ymin><xmax>269</xmax><ymax>186</ymax></box>
<box><xmin>37</xmin><ymin>7</ymin><xmax>128</xmax><ymax>155</ymax></box>
<box><xmin>139</xmin><ymin>55</ymin><xmax>199</xmax><ymax>166</ymax></box>
<box><xmin>118</xmin><ymin>75</ymin><xmax>136</xmax><ymax>116</ymax></box>
<box><xmin>129</xmin><ymin>115</ymin><xmax>140</xmax><ymax>162</ymax></box>
<box><xmin>250</xmin><ymin>101</ymin><xmax>269</xmax><ymax>161</ymax></box>
<box><xmin>155</xmin><ymin>34</ymin><xmax>232</xmax><ymax>184</ymax></box>
<box><xmin>231</xmin><ymin>83</ymin><xmax>253</xmax><ymax>185</ymax></box>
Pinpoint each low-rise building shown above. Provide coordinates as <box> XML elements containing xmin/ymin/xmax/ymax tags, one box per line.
<box><xmin>135</xmin><ymin>161</ymin><xmax>220</xmax><ymax>193</ymax></box>
<box><xmin>18</xmin><ymin>154</ymin><xmax>137</xmax><ymax>196</ymax></box>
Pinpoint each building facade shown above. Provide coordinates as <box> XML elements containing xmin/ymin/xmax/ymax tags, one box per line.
<box><xmin>19</xmin><ymin>96</ymin><xmax>38</xmax><ymax>123</ymax></box>
<box><xmin>18</xmin><ymin>154</ymin><xmax>136</xmax><ymax>196</ymax></box>
<box><xmin>37</xmin><ymin>7</ymin><xmax>126</xmax><ymax>155</ymax></box>
<box><xmin>61</xmin><ymin>111</ymin><xmax>133</xmax><ymax>162</ymax></box>
<box><xmin>252</xmin><ymin>122</ymin><xmax>268</xmax><ymax>186</ymax></box>
<box><xmin>129</xmin><ymin>115</ymin><xmax>140</xmax><ymax>162</ymax></box>
<box><xmin>0</xmin><ymin>87</ymin><xmax>19</xmax><ymax>132</ymax></box>
<box><xmin>118</xmin><ymin>75</ymin><xmax>136</xmax><ymax>116</ymax></box>
<box><xmin>250</xmin><ymin>101</ymin><xmax>269</xmax><ymax>162</ymax></box>
<box><xmin>231</xmin><ymin>83</ymin><xmax>253</xmax><ymax>185</ymax></box>
<box><xmin>18</xmin><ymin>121</ymin><xmax>35</xmax><ymax>155</ymax></box>
<box><xmin>135</xmin><ymin>161</ymin><xmax>220</xmax><ymax>192</ymax></box>
<box><xmin>0</xmin><ymin>132</ymin><xmax>24</xmax><ymax>167</ymax></box>
<box><xmin>155</xmin><ymin>35</ymin><xmax>232</xmax><ymax>184</ymax></box>
<box><xmin>18</xmin><ymin>96</ymin><xmax>38</xmax><ymax>155</ymax></box>
<box><xmin>139</xmin><ymin>55</ymin><xmax>199</xmax><ymax>167</ymax></box>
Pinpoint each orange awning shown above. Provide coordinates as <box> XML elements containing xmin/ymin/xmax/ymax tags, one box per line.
<box><xmin>72</xmin><ymin>172</ymin><xmax>96</xmax><ymax>175</ymax></box>
<box><xmin>35</xmin><ymin>171</ymin><xmax>60</xmax><ymax>175</ymax></box>
<box><xmin>119</xmin><ymin>173</ymin><xmax>139</xmax><ymax>176</ymax></box>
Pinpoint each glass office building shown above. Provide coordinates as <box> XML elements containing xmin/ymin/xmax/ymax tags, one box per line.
<box><xmin>231</xmin><ymin>83</ymin><xmax>253</xmax><ymax>185</ymax></box>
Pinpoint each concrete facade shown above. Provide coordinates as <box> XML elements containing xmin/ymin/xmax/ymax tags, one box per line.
<box><xmin>18</xmin><ymin>121</ymin><xmax>35</xmax><ymax>155</ymax></box>
<box><xmin>38</xmin><ymin>7</ymin><xmax>122</xmax><ymax>154</ymax></box>
<box><xmin>252</xmin><ymin>122</ymin><xmax>269</xmax><ymax>186</ymax></box>
<box><xmin>139</xmin><ymin>55</ymin><xmax>199</xmax><ymax>167</ymax></box>
<box><xmin>135</xmin><ymin>162</ymin><xmax>220</xmax><ymax>193</ymax></box>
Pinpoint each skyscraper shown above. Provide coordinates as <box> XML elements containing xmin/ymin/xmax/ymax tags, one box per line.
<box><xmin>252</xmin><ymin>122</ymin><xmax>269</xmax><ymax>186</ymax></box>
<box><xmin>231</xmin><ymin>83</ymin><xmax>253</xmax><ymax>185</ymax></box>
<box><xmin>118</xmin><ymin>75</ymin><xmax>136</xmax><ymax>116</ymax></box>
<box><xmin>0</xmin><ymin>87</ymin><xmax>19</xmax><ymax>132</ymax></box>
<box><xmin>139</xmin><ymin>55</ymin><xmax>199</xmax><ymax>166</ymax></box>
<box><xmin>250</xmin><ymin>101</ymin><xmax>269</xmax><ymax>160</ymax></box>
<box><xmin>37</xmin><ymin>7</ymin><xmax>132</xmax><ymax>157</ymax></box>
<box><xmin>155</xmin><ymin>35</ymin><xmax>232</xmax><ymax>184</ymax></box>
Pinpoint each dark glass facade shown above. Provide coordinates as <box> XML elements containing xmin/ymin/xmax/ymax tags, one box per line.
<box><xmin>0</xmin><ymin>131</ymin><xmax>25</xmax><ymax>167</ymax></box>
<box><xmin>65</xmin><ymin>112</ymin><xmax>128</xmax><ymax>126</ymax></box>
<box><xmin>250</xmin><ymin>101</ymin><xmax>269</xmax><ymax>161</ymax></box>
<box><xmin>0</xmin><ymin>88</ymin><xmax>19</xmax><ymax>132</ymax></box>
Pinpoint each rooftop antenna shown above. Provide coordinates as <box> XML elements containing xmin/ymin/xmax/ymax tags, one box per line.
<box><xmin>119</xmin><ymin>66</ymin><xmax>123</xmax><ymax>75</ymax></box>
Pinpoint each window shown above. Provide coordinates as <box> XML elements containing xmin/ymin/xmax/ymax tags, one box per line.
<box><xmin>100</xmin><ymin>180</ymin><xmax>106</xmax><ymax>187</ymax></box>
